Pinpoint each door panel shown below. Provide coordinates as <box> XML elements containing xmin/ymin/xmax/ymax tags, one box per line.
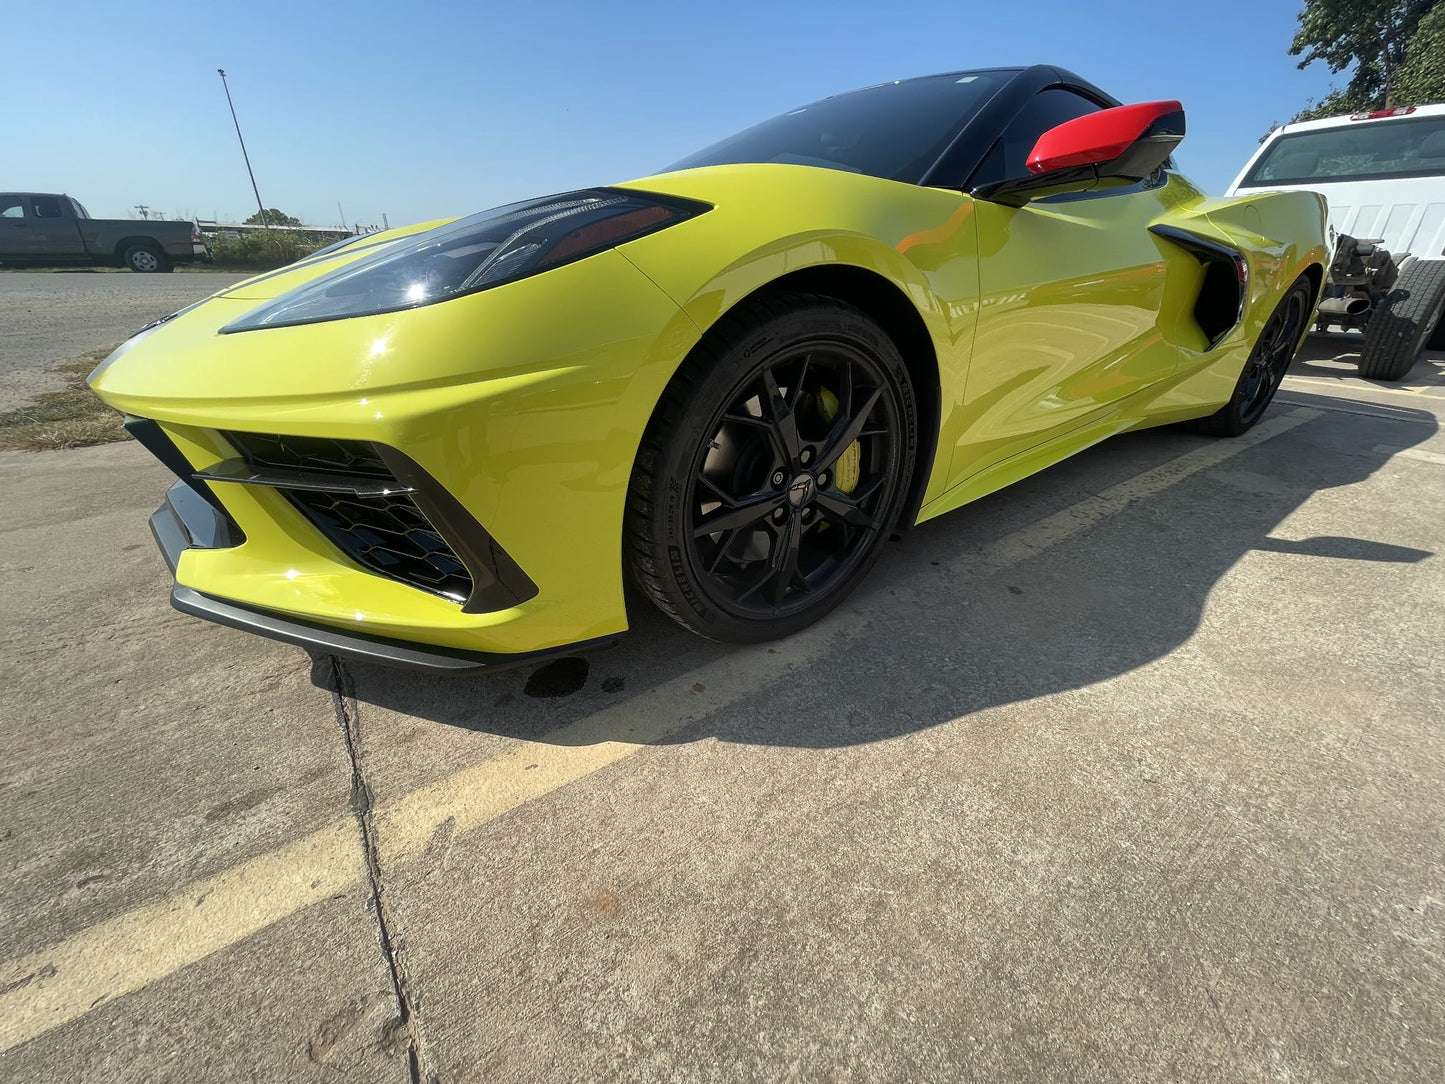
<box><xmin>28</xmin><ymin>195</ymin><xmax>85</xmax><ymax>258</ymax></box>
<box><xmin>948</xmin><ymin>180</ymin><xmax>1179</xmax><ymax>483</ymax></box>
<box><xmin>1</xmin><ymin>194</ymin><xmax>42</xmax><ymax>257</ymax></box>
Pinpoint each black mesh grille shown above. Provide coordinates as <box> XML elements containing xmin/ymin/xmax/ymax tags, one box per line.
<box><xmin>224</xmin><ymin>432</ymin><xmax>474</xmax><ymax>604</ymax></box>
<box><xmin>224</xmin><ymin>432</ymin><xmax>391</xmax><ymax>477</ymax></box>
<box><xmin>287</xmin><ymin>490</ymin><xmax>473</xmax><ymax>602</ymax></box>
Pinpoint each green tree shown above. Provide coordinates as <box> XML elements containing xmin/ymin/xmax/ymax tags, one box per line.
<box><xmin>1394</xmin><ymin>2</ymin><xmax>1445</xmax><ymax>105</ymax></box>
<box><xmin>1289</xmin><ymin>0</ymin><xmax>1441</xmax><ymax>119</ymax></box>
<box><xmin>243</xmin><ymin>208</ymin><xmax>303</xmax><ymax>227</ymax></box>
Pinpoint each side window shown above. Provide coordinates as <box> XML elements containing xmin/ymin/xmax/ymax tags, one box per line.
<box><xmin>31</xmin><ymin>196</ymin><xmax>64</xmax><ymax>219</ymax></box>
<box><xmin>970</xmin><ymin>88</ymin><xmax>1103</xmax><ymax>187</ymax></box>
<box><xmin>70</xmin><ymin>198</ymin><xmax>90</xmax><ymax>220</ymax></box>
<box><xmin>0</xmin><ymin>196</ymin><xmax>24</xmax><ymax>219</ymax></box>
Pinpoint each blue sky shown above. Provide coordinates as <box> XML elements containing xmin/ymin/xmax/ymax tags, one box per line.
<box><xmin>7</xmin><ymin>1</ymin><xmax>1341</xmax><ymax>226</ymax></box>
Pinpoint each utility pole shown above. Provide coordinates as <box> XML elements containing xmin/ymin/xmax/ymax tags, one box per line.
<box><xmin>134</xmin><ymin>204</ymin><xmax>150</xmax><ymax>220</ymax></box>
<box><xmin>218</xmin><ymin>68</ymin><xmax>269</xmax><ymax>229</ymax></box>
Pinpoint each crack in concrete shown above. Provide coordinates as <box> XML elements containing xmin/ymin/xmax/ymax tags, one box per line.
<box><xmin>326</xmin><ymin>655</ymin><xmax>435</xmax><ymax>1084</ymax></box>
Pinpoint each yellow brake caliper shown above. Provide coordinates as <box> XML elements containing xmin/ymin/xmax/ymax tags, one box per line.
<box><xmin>816</xmin><ymin>387</ymin><xmax>861</xmax><ymax>494</ymax></box>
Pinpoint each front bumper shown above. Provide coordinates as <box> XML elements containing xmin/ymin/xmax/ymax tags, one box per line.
<box><xmin>151</xmin><ymin>479</ymin><xmax>617</xmax><ymax>672</ymax></box>
<box><xmin>91</xmin><ymin>244</ymin><xmax>702</xmax><ymax>658</ymax></box>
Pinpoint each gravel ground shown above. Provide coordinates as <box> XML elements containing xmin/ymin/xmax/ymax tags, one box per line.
<box><xmin>0</xmin><ymin>271</ymin><xmax>248</xmax><ymax>411</ymax></box>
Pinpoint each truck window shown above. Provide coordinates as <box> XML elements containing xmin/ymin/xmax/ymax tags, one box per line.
<box><xmin>30</xmin><ymin>196</ymin><xmax>64</xmax><ymax>219</ymax></box>
<box><xmin>1241</xmin><ymin>114</ymin><xmax>1445</xmax><ymax>186</ymax></box>
<box><xmin>69</xmin><ymin>198</ymin><xmax>91</xmax><ymax>219</ymax></box>
<box><xmin>1</xmin><ymin>197</ymin><xmax>24</xmax><ymax>219</ymax></box>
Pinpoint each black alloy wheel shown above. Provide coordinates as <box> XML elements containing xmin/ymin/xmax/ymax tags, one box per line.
<box><xmin>627</xmin><ymin>294</ymin><xmax>917</xmax><ymax>643</ymax></box>
<box><xmin>1190</xmin><ymin>275</ymin><xmax>1313</xmax><ymax>437</ymax></box>
<box><xmin>1238</xmin><ymin>281</ymin><xmax>1309</xmax><ymax>425</ymax></box>
<box><xmin>689</xmin><ymin>340</ymin><xmax>902</xmax><ymax>619</ymax></box>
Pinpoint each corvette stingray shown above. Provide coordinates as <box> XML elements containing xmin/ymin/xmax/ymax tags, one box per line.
<box><xmin>89</xmin><ymin>64</ymin><xmax>1328</xmax><ymax>670</ymax></box>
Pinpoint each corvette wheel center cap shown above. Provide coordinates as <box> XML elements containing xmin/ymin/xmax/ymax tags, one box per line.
<box><xmin>787</xmin><ymin>473</ymin><xmax>817</xmax><ymax>507</ymax></box>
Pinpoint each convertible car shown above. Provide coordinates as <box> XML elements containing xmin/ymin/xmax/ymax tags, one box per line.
<box><xmin>90</xmin><ymin>65</ymin><xmax>1328</xmax><ymax>670</ymax></box>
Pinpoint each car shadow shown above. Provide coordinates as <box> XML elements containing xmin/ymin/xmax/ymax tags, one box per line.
<box><xmin>317</xmin><ymin>388</ymin><xmax>1437</xmax><ymax>750</ymax></box>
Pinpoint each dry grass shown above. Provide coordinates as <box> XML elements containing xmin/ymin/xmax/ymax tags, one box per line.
<box><xmin>0</xmin><ymin>346</ymin><xmax>129</xmax><ymax>452</ymax></box>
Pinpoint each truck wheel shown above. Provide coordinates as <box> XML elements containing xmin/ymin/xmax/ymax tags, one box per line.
<box><xmin>123</xmin><ymin>244</ymin><xmax>170</xmax><ymax>273</ymax></box>
<box><xmin>1359</xmin><ymin>256</ymin><xmax>1445</xmax><ymax>380</ymax></box>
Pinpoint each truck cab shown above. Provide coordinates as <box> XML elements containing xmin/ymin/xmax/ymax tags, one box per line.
<box><xmin>1227</xmin><ymin>105</ymin><xmax>1445</xmax><ymax>380</ymax></box>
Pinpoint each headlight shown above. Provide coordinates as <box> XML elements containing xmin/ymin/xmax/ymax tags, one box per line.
<box><xmin>221</xmin><ymin>189</ymin><xmax>709</xmax><ymax>333</ymax></box>
<box><xmin>293</xmin><ymin>229</ymin><xmax>393</xmax><ymax>265</ymax></box>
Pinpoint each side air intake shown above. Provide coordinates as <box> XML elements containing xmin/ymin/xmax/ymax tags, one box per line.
<box><xmin>1149</xmin><ymin>224</ymin><xmax>1249</xmax><ymax>350</ymax></box>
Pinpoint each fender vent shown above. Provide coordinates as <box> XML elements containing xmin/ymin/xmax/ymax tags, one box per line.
<box><xmin>1194</xmin><ymin>259</ymin><xmax>1245</xmax><ymax>347</ymax></box>
<box><xmin>1149</xmin><ymin>224</ymin><xmax>1247</xmax><ymax>350</ymax></box>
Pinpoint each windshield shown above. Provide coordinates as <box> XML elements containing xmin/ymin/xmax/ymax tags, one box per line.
<box><xmin>1241</xmin><ymin>113</ymin><xmax>1445</xmax><ymax>186</ymax></box>
<box><xmin>666</xmin><ymin>70</ymin><xmax>1014</xmax><ymax>184</ymax></box>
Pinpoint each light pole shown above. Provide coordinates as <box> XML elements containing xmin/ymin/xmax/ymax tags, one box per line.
<box><xmin>218</xmin><ymin>68</ymin><xmax>269</xmax><ymax>229</ymax></box>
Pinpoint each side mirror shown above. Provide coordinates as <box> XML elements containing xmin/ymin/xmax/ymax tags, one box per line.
<box><xmin>972</xmin><ymin>100</ymin><xmax>1186</xmax><ymax>207</ymax></box>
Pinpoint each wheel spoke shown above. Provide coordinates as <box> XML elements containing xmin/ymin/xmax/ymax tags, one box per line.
<box><xmin>705</xmin><ymin>528</ymin><xmax>742</xmax><ymax>574</ymax></box>
<box><xmin>767</xmin><ymin>515</ymin><xmax>802</xmax><ymax>605</ymax></box>
<box><xmin>722</xmin><ymin>411</ymin><xmax>772</xmax><ymax>430</ymax></box>
<box><xmin>691</xmin><ymin>492</ymin><xmax>784</xmax><ymax>538</ymax></box>
<box><xmin>815</xmin><ymin>475</ymin><xmax>884</xmax><ymax>530</ymax></box>
<box><xmin>696</xmin><ymin>472</ymin><xmax>737</xmax><ymax>507</ymax></box>
<box><xmin>794</xmin><ymin>354</ymin><xmax>811</xmax><ymax>396</ymax></box>
<box><xmin>816</xmin><ymin>386</ymin><xmax>883</xmax><ymax>471</ymax></box>
<box><xmin>734</xmin><ymin>556</ymin><xmax>775</xmax><ymax>604</ymax></box>
<box><xmin>761</xmin><ymin>366</ymin><xmax>802</xmax><ymax>465</ymax></box>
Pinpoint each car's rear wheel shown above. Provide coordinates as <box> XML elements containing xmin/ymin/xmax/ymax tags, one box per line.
<box><xmin>1360</xmin><ymin>255</ymin><xmax>1445</xmax><ymax>380</ymax></box>
<box><xmin>123</xmin><ymin>243</ymin><xmax>170</xmax><ymax>273</ymax></box>
<box><xmin>1188</xmin><ymin>275</ymin><xmax>1312</xmax><ymax>437</ymax></box>
<box><xmin>626</xmin><ymin>294</ymin><xmax>917</xmax><ymax>643</ymax></box>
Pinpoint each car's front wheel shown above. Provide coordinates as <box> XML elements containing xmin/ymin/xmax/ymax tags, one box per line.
<box><xmin>626</xmin><ymin>294</ymin><xmax>918</xmax><ymax>643</ymax></box>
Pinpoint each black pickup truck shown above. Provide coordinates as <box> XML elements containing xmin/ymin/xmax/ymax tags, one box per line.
<box><xmin>0</xmin><ymin>192</ymin><xmax>211</xmax><ymax>272</ymax></box>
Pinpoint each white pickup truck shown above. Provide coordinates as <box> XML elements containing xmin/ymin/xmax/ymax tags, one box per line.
<box><xmin>1227</xmin><ymin>103</ymin><xmax>1445</xmax><ymax>380</ymax></box>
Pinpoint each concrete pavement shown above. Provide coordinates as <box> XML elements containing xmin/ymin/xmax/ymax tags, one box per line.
<box><xmin>1</xmin><ymin>340</ymin><xmax>1442</xmax><ymax>1082</ymax></box>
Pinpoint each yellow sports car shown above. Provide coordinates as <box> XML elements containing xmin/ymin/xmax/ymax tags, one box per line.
<box><xmin>90</xmin><ymin>65</ymin><xmax>1328</xmax><ymax>670</ymax></box>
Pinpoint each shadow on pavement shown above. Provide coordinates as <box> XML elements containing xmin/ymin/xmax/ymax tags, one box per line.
<box><xmin>1294</xmin><ymin>329</ymin><xmax>1445</xmax><ymax>387</ymax></box>
<box><xmin>1253</xmin><ymin>535</ymin><xmax>1430</xmax><ymax>562</ymax></box>
<box><xmin>321</xmin><ymin>390</ymin><xmax>1437</xmax><ymax>749</ymax></box>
